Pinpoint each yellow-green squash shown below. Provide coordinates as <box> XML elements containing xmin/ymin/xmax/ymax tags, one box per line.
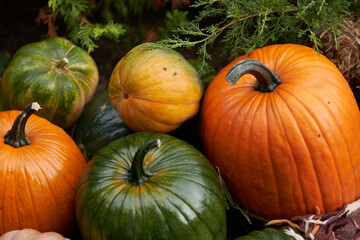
<box><xmin>108</xmin><ymin>43</ymin><xmax>203</xmax><ymax>133</ymax></box>
<box><xmin>1</xmin><ymin>37</ymin><xmax>99</xmax><ymax>128</ymax></box>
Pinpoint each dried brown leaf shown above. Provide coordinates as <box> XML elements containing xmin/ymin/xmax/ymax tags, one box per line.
<box><xmin>268</xmin><ymin>198</ymin><xmax>360</xmax><ymax>240</ymax></box>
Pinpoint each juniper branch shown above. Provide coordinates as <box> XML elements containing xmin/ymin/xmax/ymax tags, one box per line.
<box><xmin>158</xmin><ymin>0</ymin><xmax>351</xmax><ymax>66</ymax></box>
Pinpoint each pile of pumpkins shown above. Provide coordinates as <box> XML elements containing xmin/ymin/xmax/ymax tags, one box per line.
<box><xmin>0</xmin><ymin>37</ymin><xmax>359</xmax><ymax>240</ymax></box>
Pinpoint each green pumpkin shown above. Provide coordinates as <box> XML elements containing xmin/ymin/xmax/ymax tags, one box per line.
<box><xmin>73</xmin><ymin>89</ymin><xmax>133</xmax><ymax>161</ymax></box>
<box><xmin>0</xmin><ymin>90</ymin><xmax>7</xmax><ymax>111</ymax></box>
<box><xmin>76</xmin><ymin>132</ymin><xmax>227</xmax><ymax>240</ymax></box>
<box><xmin>1</xmin><ymin>37</ymin><xmax>99</xmax><ymax>128</ymax></box>
<box><xmin>235</xmin><ymin>228</ymin><xmax>297</xmax><ymax>240</ymax></box>
<box><xmin>0</xmin><ymin>51</ymin><xmax>10</xmax><ymax>76</ymax></box>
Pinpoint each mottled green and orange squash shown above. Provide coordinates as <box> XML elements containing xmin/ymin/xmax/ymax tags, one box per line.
<box><xmin>200</xmin><ymin>44</ymin><xmax>360</xmax><ymax>220</ymax></box>
<box><xmin>108</xmin><ymin>43</ymin><xmax>203</xmax><ymax>133</ymax></box>
<box><xmin>1</xmin><ymin>37</ymin><xmax>99</xmax><ymax>128</ymax></box>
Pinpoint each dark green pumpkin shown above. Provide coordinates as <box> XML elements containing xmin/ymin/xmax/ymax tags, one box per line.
<box><xmin>73</xmin><ymin>89</ymin><xmax>133</xmax><ymax>161</ymax></box>
<box><xmin>0</xmin><ymin>90</ymin><xmax>7</xmax><ymax>111</ymax></box>
<box><xmin>0</xmin><ymin>51</ymin><xmax>10</xmax><ymax>76</ymax></box>
<box><xmin>1</xmin><ymin>37</ymin><xmax>99</xmax><ymax>129</ymax></box>
<box><xmin>235</xmin><ymin>228</ymin><xmax>297</xmax><ymax>240</ymax></box>
<box><xmin>75</xmin><ymin>132</ymin><xmax>227</xmax><ymax>240</ymax></box>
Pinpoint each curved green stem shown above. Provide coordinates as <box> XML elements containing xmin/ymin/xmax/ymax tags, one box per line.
<box><xmin>130</xmin><ymin>139</ymin><xmax>161</xmax><ymax>185</ymax></box>
<box><xmin>225</xmin><ymin>59</ymin><xmax>282</xmax><ymax>92</ymax></box>
<box><xmin>4</xmin><ymin>102</ymin><xmax>41</xmax><ymax>148</ymax></box>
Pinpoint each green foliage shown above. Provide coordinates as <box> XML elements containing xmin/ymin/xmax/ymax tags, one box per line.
<box><xmin>157</xmin><ymin>9</ymin><xmax>191</xmax><ymax>39</ymax></box>
<box><xmin>48</xmin><ymin>0</ymin><xmax>153</xmax><ymax>52</ymax></box>
<box><xmin>119</xmin><ymin>24</ymin><xmax>149</xmax><ymax>51</ymax></box>
<box><xmin>187</xmin><ymin>58</ymin><xmax>215</xmax><ymax>88</ymax></box>
<box><xmin>158</xmin><ymin>0</ymin><xmax>352</xmax><ymax>64</ymax></box>
<box><xmin>350</xmin><ymin>0</ymin><xmax>360</xmax><ymax>11</ymax></box>
<box><xmin>99</xmin><ymin>0</ymin><xmax>155</xmax><ymax>21</ymax></box>
<box><xmin>120</xmin><ymin>8</ymin><xmax>192</xmax><ymax>51</ymax></box>
<box><xmin>77</xmin><ymin>21</ymin><xmax>126</xmax><ymax>52</ymax></box>
<box><xmin>49</xmin><ymin>0</ymin><xmax>87</xmax><ymax>18</ymax></box>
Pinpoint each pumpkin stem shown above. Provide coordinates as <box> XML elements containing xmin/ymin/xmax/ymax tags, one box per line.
<box><xmin>55</xmin><ymin>57</ymin><xmax>69</xmax><ymax>69</ymax></box>
<box><xmin>4</xmin><ymin>102</ymin><xmax>41</xmax><ymax>148</ymax></box>
<box><xmin>225</xmin><ymin>59</ymin><xmax>282</xmax><ymax>92</ymax></box>
<box><xmin>129</xmin><ymin>139</ymin><xmax>161</xmax><ymax>185</ymax></box>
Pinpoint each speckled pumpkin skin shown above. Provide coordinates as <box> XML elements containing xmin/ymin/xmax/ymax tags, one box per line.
<box><xmin>108</xmin><ymin>43</ymin><xmax>203</xmax><ymax>133</ymax></box>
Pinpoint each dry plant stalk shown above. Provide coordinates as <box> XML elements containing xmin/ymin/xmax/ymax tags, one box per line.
<box><xmin>317</xmin><ymin>12</ymin><xmax>360</xmax><ymax>103</ymax></box>
<box><xmin>35</xmin><ymin>8</ymin><xmax>58</xmax><ymax>38</ymax></box>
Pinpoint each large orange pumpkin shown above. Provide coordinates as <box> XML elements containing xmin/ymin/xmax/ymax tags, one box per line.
<box><xmin>200</xmin><ymin>44</ymin><xmax>360</xmax><ymax>220</ymax></box>
<box><xmin>0</xmin><ymin>103</ymin><xmax>87</xmax><ymax>236</ymax></box>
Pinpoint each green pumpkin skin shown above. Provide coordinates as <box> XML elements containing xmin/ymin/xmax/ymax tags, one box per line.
<box><xmin>235</xmin><ymin>228</ymin><xmax>296</xmax><ymax>240</ymax></box>
<box><xmin>1</xmin><ymin>37</ymin><xmax>99</xmax><ymax>128</ymax></box>
<box><xmin>0</xmin><ymin>91</ymin><xmax>7</xmax><ymax>111</ymax></box>
<box><xmin>76</xmin><ymin>132</ymin><xmax>227</xmax><ymax>240</ymax></box>
<box><xmin>73</xmin><ymin>89</ymin><xmax>133</xmax><ymax>161</ymax></box>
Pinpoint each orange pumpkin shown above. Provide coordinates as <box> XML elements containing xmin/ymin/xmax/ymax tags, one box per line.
<box><xmin>200</xmin><ymin>44</ymin><xmax>360</xmax><ymax>220</ymax></box>
<box><xmin>0</xmin><ymin>229</ymin><xmax>69</xmax><ymax>240</ymax></box>
<box><xmin>0</xmin><ymin>103</ymin><xmax>87</xmax><ymax>236</ymax></box>
<box><xmin>108</xmin><ymin>43</ymin><xmax>203</xmax><ymax>133</ymax></box>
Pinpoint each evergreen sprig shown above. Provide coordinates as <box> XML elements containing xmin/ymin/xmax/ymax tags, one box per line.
<box><xmin>158</xmin><ymin>0</ymin><xmax>352</xmax><ymax>64</ymax></box>
<box><xmin>48</xmin><ymin>0</ymin><xmax>150</xmax><ymax>52</ymax></box>
<box><xmin>77</xmin><ymin>20</ymin><xmax>126</xmax><ymax>52</ymax></box>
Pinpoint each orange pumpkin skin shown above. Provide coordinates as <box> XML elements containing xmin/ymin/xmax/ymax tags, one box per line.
<box><xmin>0</xmin><ymin>109</ymin><xmax>87</xmax><ymax>236</ymax></box>
<box><xmin>200</xmin><ymin>44</ymin><xmax>360</xmax><ymax>220</ymax></box>
<box><xmin>0</xmin><ymin>229</ymin><xmax>69</xmax><ymax>240</ymax></box>
<box><xmin>108</xmin><ymin>43</ymin><xmax>203</xmax><ymax>133</ymax></box>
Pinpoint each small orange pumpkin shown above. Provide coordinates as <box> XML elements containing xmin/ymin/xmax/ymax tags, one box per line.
<box><xmin>0</xmin><ymin>103</ymin><xmax>87</xmax><ymax>235</ymax></box>
<box><xmin>108</xmin><ymin>43</ymin><xmax>203</xmax><ymax>133</ymax></box>
<box><xmin>0</xmin><ymin>229</ymin><xmax>69</xmax><ymax>240</ymax></box>
<box><xmin>200</xmin><ymin>44</ymin><xmax>360</xmax><ymax>220</ymax></box>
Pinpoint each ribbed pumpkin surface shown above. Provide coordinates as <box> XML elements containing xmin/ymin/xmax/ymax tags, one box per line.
<box><xmin>200</xmin><ymin>44</ymin><xmax>360</xmax><ymax>220</ymax></box>
<box><xmin>0</xmin><ymin>110</ymin><xmax>87</xmax><ymax>235</ymax></box>
<box><xmin>73</xmin><ymin>89</ymin><xmax>133</xmax><ymax>161</ymax></box>
<box><xmin>108</xmin><ymin>43</ymin><xmax>203</xmax><ymax>133</ymax></box>
<box><xmin>1</xmin><ymin>37</ymin><xmax>99</xmax><ymax>129</ymax></box>
<box><xmin>76</xmin><ymin>132</ymin><xmax>226</xmax><ymax>240</ymax></box>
